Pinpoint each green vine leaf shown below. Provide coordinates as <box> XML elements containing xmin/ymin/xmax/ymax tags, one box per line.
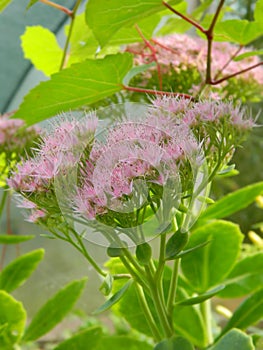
<box><xmin>0</xmin><ymin>0</ymin><xmax>12</xmax><ymax>13</ymax></box>
<box><xmin>13</xmin><ymin>53</ymin><xmax>133</xmax><ymax>125</ymax></box>
<box><xmin>85</xmin><ymin>0</ymin><xmax>182</xmax><ymax>47</ymax></box>
<box><xmin>21</xmin><ymin>26</ymin><xmax>63</xmax><ymax>76</ymax></box>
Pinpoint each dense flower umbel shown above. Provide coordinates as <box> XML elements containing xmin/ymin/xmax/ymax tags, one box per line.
<box><xmin>8</xmin><ymin>98</ymin><xmax>252</xmax><ymax>227</ymax></box>
<box><xmin>126</xmin><ymin>34</ymin><xmax>263</xmax><ymax>102</ymax></box>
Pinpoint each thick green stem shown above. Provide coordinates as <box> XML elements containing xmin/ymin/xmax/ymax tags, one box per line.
<box><xmin>135</xmin><ymin>283</ymin><xmax>162</xmax><ymax>342</ymax></box>
<box><xmin>119</xmin><ymin>255</ymin><xmax>149</xmax><ymax>292</ymax></box>
<box><xmin>167</xmin><ymin>259</ymin><xmax>180</xmax><ymax>320</ymax></box>
<box><xmin>201</xmin><ymin>299</ymin><xmax>213</xmax><ymax>346</ymax></box>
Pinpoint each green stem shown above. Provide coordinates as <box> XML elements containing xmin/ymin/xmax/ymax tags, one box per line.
<box><xmin>59</xmin><ymin>0</ymin><xmax>82</xmax><ymax>70</ymax></box>
<box><xmin>135</xmin><ymin>282</ymin><xmax>162</xmax><ymax>342</ymax></box>
<box><xmin>0</xmin><ymin>189</ymin><xmax>8</xmax><ymax>218</ymax></box>
<box><xmin>119</xmin><ymin>255</ymin><xmax>149</xmax><ymax>292</ymax></box>
<box><xmin>167</xmin><ymin>259</ymin><xmax>180</xmax><ymax>320</ymax></box>
<box><xmin>145</xmin><ymin>265</ymin><xmax>174</xmax><ymax>338</ymax></box>
<box><xmin>201</xmin><ymin>299</ymin><xmax>213</xmax><ymax>346</ymax></box>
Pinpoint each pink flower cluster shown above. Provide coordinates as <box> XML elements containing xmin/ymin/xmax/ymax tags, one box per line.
<box><xmin>126</xmin><ymin>34</ymin><xmax>263</xmax><ymax>100</ymax></box>
<box><xmin>8</xmin><ymin>98</ymin><xmax>252</xmax><ymax>224</ymax></box>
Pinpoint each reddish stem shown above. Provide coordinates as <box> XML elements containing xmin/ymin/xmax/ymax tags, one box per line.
<box><xmin>122</xmin><ymin>85</ymin><xmax>194</xmax><ymax>100</ymax></box>
<box><xmin>135</xmin><ymin>24</ymin><xmax>163</xmax><ymax>90</ymax></box>
<box><xmin>39</xmin><ymin>0</ymin><xmax>73</xmax><ymax>17</ymax></box>
<box><xmin>211</xmin><ymin>61</ymin><xmax>263</xmax><ymax>85</ymax></box>
<box><xmin>214</xmin><ymin>45</ymin><xmax>243</xmax><ymax>80</ymax></box>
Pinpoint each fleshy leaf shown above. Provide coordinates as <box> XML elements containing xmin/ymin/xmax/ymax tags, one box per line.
<box><xmin>199</xmin><ymin>182</ymin><xmax>263</xmax><ymax>223</ymax></box>
<box><xmin>13</xmin><ymin>53</ymin><xmax>133</xmax><ymax>125</ymax></box>
<box><xmin>0</xmin><ymin>249</ymin><xmax>44</xmax><ymax>292</ymax></box>
<box><xmin>0</xmin><ymin>291</ymin><xmax>26</xmax><ymax>348</ymax></box>
<box><xmin>181</xmin><ymin>221</ymin><xmax>243</xmax><ymax>292</ymax></box>
<box><xmin>23</xmin><ymin>278</ymin><xmax>87</xmax><ymax>341</ymax></box>
<box><xmin>96</xmin><ymin>335</ymin><xmax>153</xmax><ymax>350</ymax></box>
<box><xmin>219</xmin><ymin>252</ymin><xmax>263</xmax><ymax>298</ymax></box>
<box><xmin>222</xmin><ymin>288</ymin><xmax>263</xmax><ymax>335</ymax></box>
<box><xmin>154</xmin><ymin>336</ymin><xmax>194</xmax><ymax>350</ymax></box>
<box><xmin>93</xmin><ymin>280</ymin><xmax>133</xmax><ymax>315</ymax></box>
<box><xmin>21</xmin><ymin>26</ymin><xmax>63</xmax><ymax>76</ymax></box>
<box><xmin>136</xmin><ymin>242</ymin><xmax>152</xmax><ymax>265</ymax></box>
<box><xmin>85</xmin><ymin>0</ymin><xmax>182</xmax><ymax>47</ymax></box>
<box><xmin>0</xmin><ymin>234</ymin><xmax>34</xmax><ymax>244</ymax></box>
<box><xmin>211</xmin><ymin>329</ymin><xmax>255</xmax><ymax>350</ymax></box>
<box><xmin>53</xmin><ymin>326</ymin><xmax>102</xmax><ymax>350</ymax></box>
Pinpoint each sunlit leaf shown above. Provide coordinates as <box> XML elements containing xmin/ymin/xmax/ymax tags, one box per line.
<box><xmin>21</xmin><ymin>26</ymin><xmax>63</xmax><ymax>76</ymax></box>
<box><xmin>0</xmin><ymin>234</ymin><xmax>34</xmax><ymax>244</ymax></box>
<box><xmin>13</xmin><ymin>53</ymin><xmax>133</xmax><ymax>125</ymax></box>
<box><xmin>53</xmin><ymin>327</ymin><xmax>102</xmax><ymax>350</ymax></box>
<box><xmin>0</xmin><ymin>291</ymin><xmax>26</xmax><ymax>348</ymax></box>
<box><xmin>0</xmin><ymin>0</ymin><xmax>12</xmax><ymax>12</ymax></box>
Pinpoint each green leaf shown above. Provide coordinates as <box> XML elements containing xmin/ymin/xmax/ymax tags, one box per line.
<box><xmin>165</xmin><ymin>231</ymin><xmax>189</xmax><ymax>260</ymax></box>
<box><xmin>166</xmin><ymin>241</ymin><xmax>210</xmax><ymax>260</ymax></box>
<box><xmin>21</xmin><ymin>26</ymin><xmax>63</xmax><ymax>76</ymax></box>
<box><xmin>176</xmin><ymin>285</ymin><xmax>225</xmax><ymax>306</ymax></box>
<box><xmin>0</xmin><ymin>0</ymin><xmax>12</xmax><ymax>12</ymax></box>
<box><xmin>93</xmin><ymin>280</ymin><xmax>133</xmax><ymax>315</ymax></box>
<box><xmin>199</xmin><ymin>182</ymin><xmax>263</xmax><ymax>223</ymax></box>
<box><xmin>0</xmin><ymin>234</ymin><xmax>34</xmax><ymax>244</ymax></box>
<box><xmin>222</xmin><ymin>288</ymin><xmax>263</xmax><ymax>335</ymax></box>
<box><xmin>27</xmin><ymin>0</ymin><xmax>39</xmax><ymax>10</ymax></box>
<box><xmin>13</xmin><ymin>53</ymin><xmax>133</xmax><ymax>125</ymax></box>
<box><xmin>219</xmin><ymin>253</ymin><xmax>263</xmax><ymax>298</ymax></box>
<box><xmin>211</xmin><ymin>329</ymin><xmax>255</xmax><ymax>350</ymax></box>
<box><xmin>23</xmin><ymin>278</ymin><xmax>87</xmax><ymax>341</ymax></box>
<box><xmin>123</xmin><ymin>63</ymin><xmax>156</xmax><ymax>86</ymax></box>
<box><xmin>96</xmin><ymin>335</ymin><xmax>153</xmax><ymax>350</ymax></box>
<box><xmin>0</xmin><ymin>249</ymin><xmax>44</xmax><ymax>292</ymax></box>
<box><xmin>0</xmin><ymin>291</ymin><xmax>26</xmax><ymax>348</ymax></box>
<box><xmin>254</xmin><ymin>0</ymin><xmax>263</xmax><ymax>25</ymax></box>
<box><xmin>154</xmin><ymin>336</ymin><xmax>194</xmax><ymax>350</ymax></box>
<box><xmin>181</xmin><ymin>221</ymin><xmax>243</xmax><ymax>292</ymax></box>
<box><xmin>85</xmin><ymin>0</ymin><xmax>182</xmax><ymax>47</ymax></box>
<box><xmin>136</xmin><ymin>242</ymin><xmax>152</xmax><ymax>265</ymax></box>
<box><xmin>53</xmin><ymin>326</ymin><xmax>102</xmax><ymax>350</ymax></box>
<box><xmin>234</xmin><ymin>50</ymin><xmax>263</xmax><ymax>62</ymax></box>
<box><xmin>99</xmin><ymin>274</ymin><xmax>113</xmax><ymax>296</ymax></box>
<box><xmin>213</xmin><ymin>20</ymin><xmax>263</xmax><ymax>45</ymax></box>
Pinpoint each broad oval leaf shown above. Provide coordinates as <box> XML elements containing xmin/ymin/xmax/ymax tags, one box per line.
<box><xmin>136</xmin><ymin>242</ymin><xmax>152</xmax><ymax>265</ymax></box>
<box><xmin>53</xmin><ymin>326</ymin><xmax>102</xmax><ymax>350</ymax></box>
<box><xmin>199</xmin><ymin>182</ymin><xmax>263</xmax><ymax>223</ymax></box>
<box><xmin>0</xmin><ymin>291</ymin><xmax>26</xmax><ymax>348</ymax></box>
<box><xmin>13</xmin><ymin>53</ymin><xmax>133</xmax><ymax>125</ymax></box>
<box><xmin>23</xmin><ymin>278</ymin><xmax>87</xmax><ymax>341</ymax></box>
<box><xmin>21</xmin><ymin>26</ymin><xmax>63</xmax><ymax>76</ymax></box>
<box><xmin>0</xmin><ymin>249</ymin><xmax>44</xmax><ymax>292</ymax></box>
<box><xmin>219</xmin><ymin>252</ymin><xmax>263</xmax><ymax>298</ymax></box>
<box><xmin>211</xmin><ymin>329</ymin><xmax>255</xmax><ymax>350</ymax></box>
<box><xmin>222</xmin><ymin>288</ymin><xmax>263</xmax><ymax>336</ymax></box>
<box><xmin>154</xmin><ymin>336</ymin><xmax>194</xmax><ymax>350</ymax></box>
<box><xmin>181</xmin><ymin>220</ymin><xmax>243</xmax><ymax>292</ymax></box>
<box><xmin>93</xmin><ymin>280</ymin><xmax>133</xmax><ymax>315</ymax></box>
<box><xmin>96</xmin><ymin>335</ymin><xmax>153</xmax><ymax>350</ymax></box>
<box><xmin>0</xmin><ymin>234</ymin><xmax>34</xmax><ymax>244</ymax></box>
<box><xmin>85</xmin><ymin>0</ymin><xmax>182</xmax><ymax>47</ymax></box>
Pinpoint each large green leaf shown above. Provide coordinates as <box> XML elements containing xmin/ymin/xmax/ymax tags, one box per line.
<box><xmin>23</xmin><ymin>278</ymin><xmax>87</xmax><ymax>341</ymax></box>
<box><xmin>199</xmin><ymin>182</ymin><xmax>263</xmax><ymax>223</ymax></box>
<box><xmin>218</xmin><ymin>253</ymin><xmax>263</xmax><ymax>298</ymax></box>
<box><xmin>85</xmin><ymin>0</ymin><xmax>182</xmax><ymax>47</ymax></box>
<box><xmin>0</xmin><ymin>249</ymin><xmax>44</xmax><ymax>292</ymax></box>
<box><xmin>210</xmin><ymin>329</ymin><xmax>255</xmax><ymax>350</ymax></box>
<box><xmin>0</xmin><ymin>291</ymin><xmax>26</xmax><ymax>348</ymax></box>
<box><xmin>13</xmin><ymin>53</ymin><xmax>133</xmax><ymax>125</ymax></box>
<box><xmin>0</xmin><ymin>0</ymin><xmax>12</xmax><ymax>12</ymax></box>
<box><xmin>154</xmin><ymin>336</ymin><xmax>194</xmax><ymax>350</ymax></box>
<box><xmin>53</xmin><ymin>326</ymin><xmax>102</xmax><ymax>350</ymax></box>
<box><xmin>222</xmin><ymin>288</ymin><xmax>263</xmax><ymax>335</ymax></box>
<box><xmin>181</xmin><ymin>221</ymin><xmax>243</xmax><ymax>292</ymax></box>
<box><xmin>97</xmin><ymin>335</ymin><xmax>153</xmax><ymax>350</ymax></box>
<box><xmin>0</xmin><ymin>234</ymin><xmax>34</xmax><ymax>244</ymax></box>
<box><xmin>21</xmin><ymin>26</ymin><xmax>63</xmax><ymax>76</ymax></box>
